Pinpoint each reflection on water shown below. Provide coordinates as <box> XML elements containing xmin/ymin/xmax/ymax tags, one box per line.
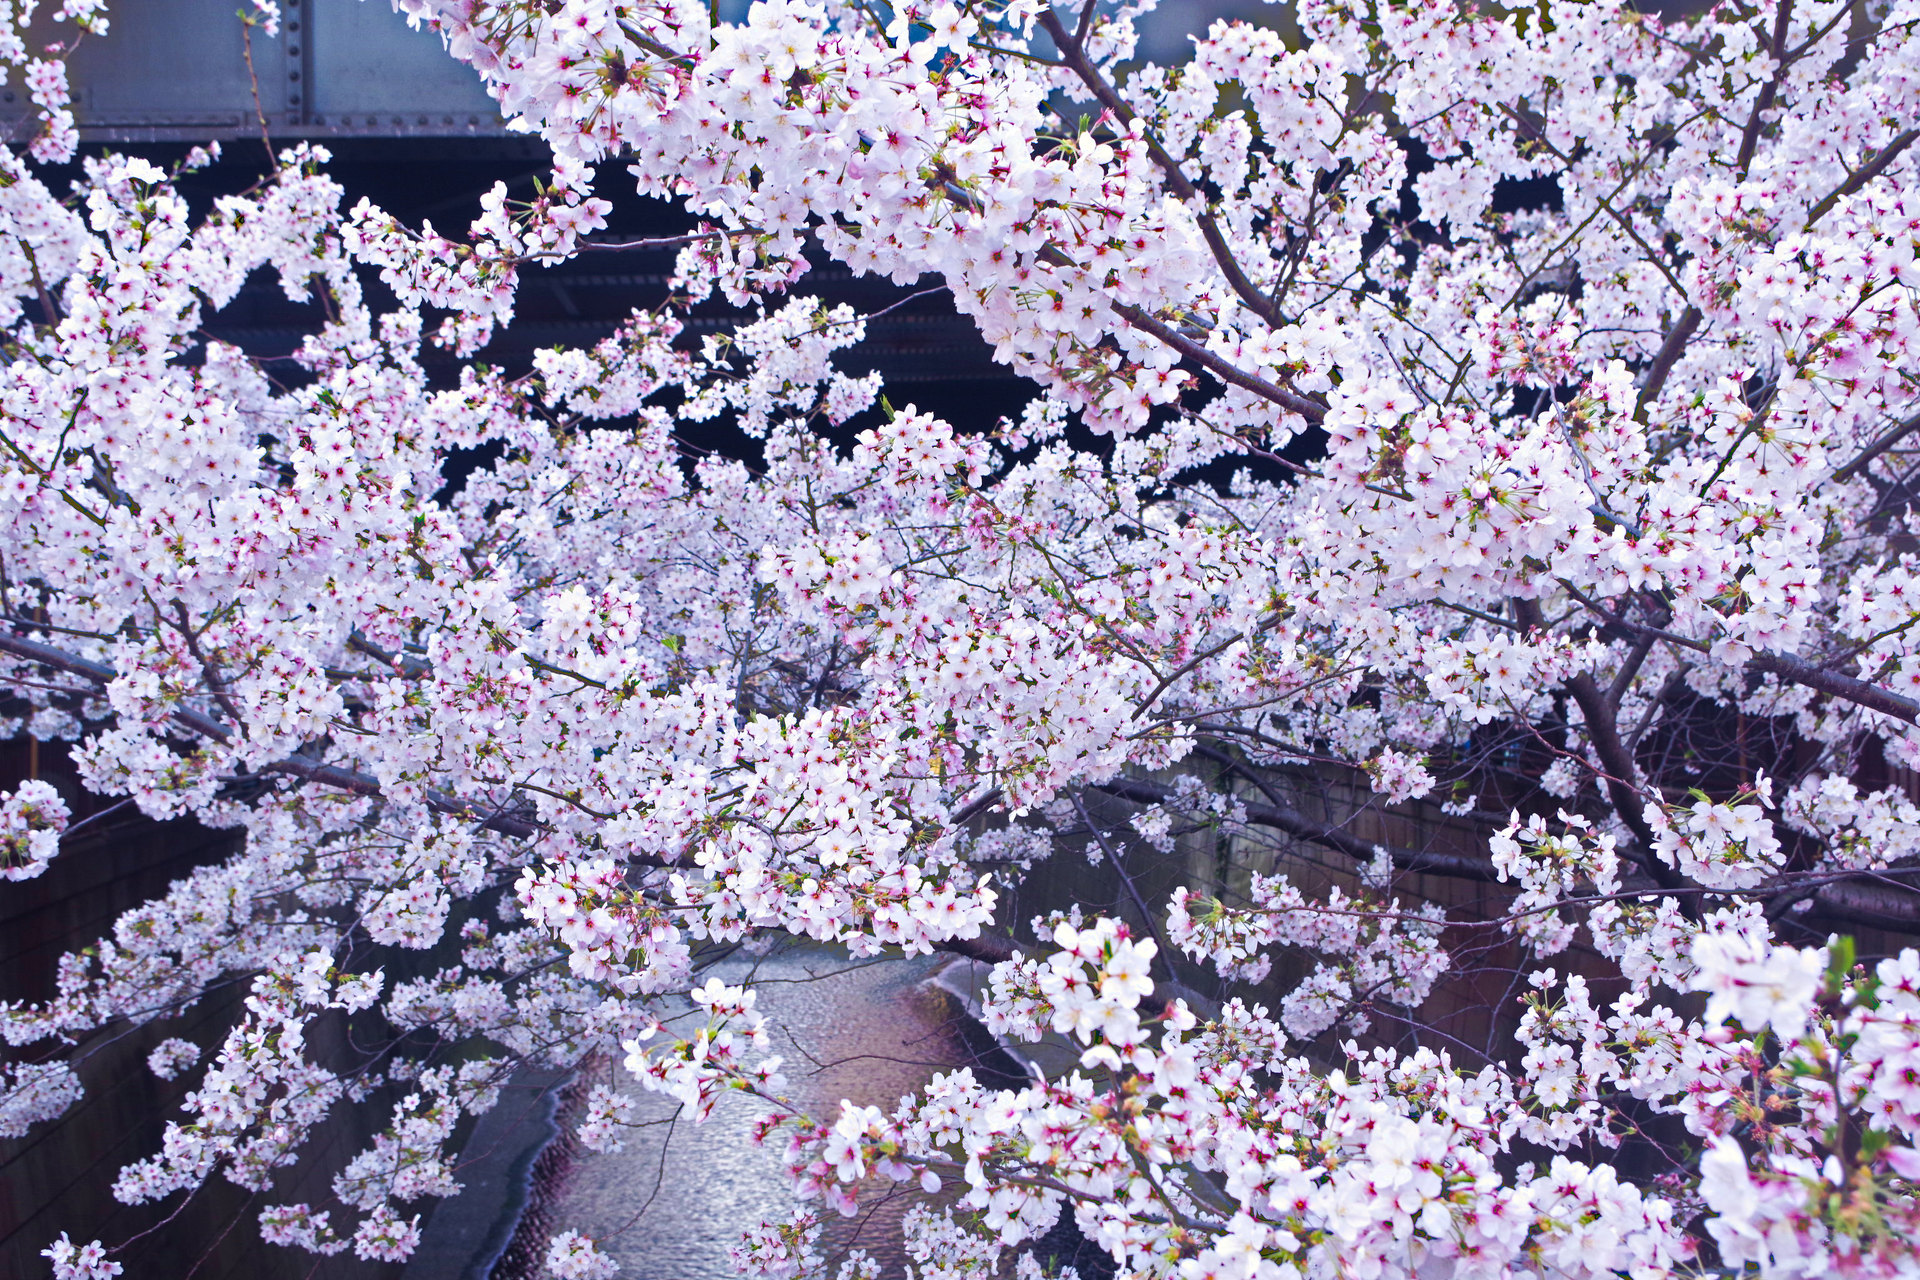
<box><xmin>545</xmin><ymin>948</ymin><xmax>972</xmax><ymax>1280</ymax></box>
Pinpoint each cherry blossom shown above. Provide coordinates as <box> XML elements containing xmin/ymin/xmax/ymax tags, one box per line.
<box><xmin>0</xmin><ymin>0</ymin><xmax>1917</xmax><ymax>1273</ymax></box>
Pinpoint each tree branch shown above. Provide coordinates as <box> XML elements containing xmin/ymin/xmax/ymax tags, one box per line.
<box><xmin>1111</xmin><ymin>302</ymin><xmax>1327</xmax><ymax>422</ymax></box>
<box><xmin>1075</xmin><ymin>794</ymin><xmax>1172</xmax><ymax>971</ymax></box>
<box><xmin>1733</xmin><ymin>0</ymin><xmax>1797</xmax><ymax>175</ymax></box>
<box><xmin>1557</xmin><ymin>587</ymin><xmax>1920</xmax><ymax>726</ymax></box>
<box><xmin>950</xmin><ymin>787</ymin><xmax>1005</xmax><ymax>827</ymax></box>
<box><xmin>1803</xmin><ymin>128</ymin><xmax>1920</xmax><ymax>229</ymax></box>
<box><xmin>1831</xmin><ymin>407</ymin><xmax>1920</xmax><ymax>483</ymax></box>
<box><xmin>1091</xmin><ymin>774</ymin><xmax>1499</xmax><ymax>882</ymax></box>
<box><xmin>1635</xmin><ymin>305</ymin><xmax>1701</xmax><ymax>416</ymax></box>
<box><xmin>1630</xmin><ymin>5</ymin><xmax>1800</xmax><ymax>423</ymax></box>
<box><xmin>1747</xmin><ymin>648</ymin><xmax>1920</xmax><ymax>725</ymax></box>
<box><xmin>1803</xmin><ymin>878</ymin><xmax>1920</xmax><ymax>934</ymax></box>
<box><xmin>1562</xmin><ymin>669</ymin><xmax>1699</xmax><ymax>913</ymax></box>
<box><xmin>0</xmin><ymin>629</ymin><xmax>543</xmax><ymax>840</ymax></box>
<box><xmin>1037</xmin><ymin>9</ymin><xmax>1284</xmax><ymax>329</ymax></box>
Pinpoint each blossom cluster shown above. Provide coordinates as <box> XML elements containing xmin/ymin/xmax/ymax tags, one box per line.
<box><xmin>0</xmin><ymin>779</ymin><xmax>69</xmax><ymax>880</ymax></box>
<box><xmin>1167</xmin><ymin>874</ymin><xmax>1448</xmax><ymax>1038</ymax></box>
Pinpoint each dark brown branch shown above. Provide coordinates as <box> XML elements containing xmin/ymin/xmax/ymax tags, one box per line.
<box><xmin>1803</xmin><ymin>878</ymin><xmax>1920</xmax><ymax>934</ymax></box>
<box><xmin>1558</xmin><ymin>587</ymin><xmax>1920</xmax><ymax>727</ymax></box>
<box><xmin>1090</xmin><ymin>774</ymin><xmax>1499</xmax><ymax>882</ymax></box>
<box><xmin>1607</xmin><ymin>631</ymin><xmax>1657</xmax><ymax>710</ymax></box>
<box><xmin>933</xmin><ymin>931</ymin><xmax>1018</xmax><ymax>965</ymax></box>
<box><xmin>615</xmin><ymin>17</ymin><xmax>697</xmax><ymax>69</ymax></box>
<box><xmin>1037</xmin><ymin>9</ymin><xmax>1283</xmax><ymax>329</ymax></box>
<box><xmin>1635</xmin><ymin>306</ymin><xmax>1701</xmax><ymax>416</ymax></box>
<box><xmin>1565</xmin><ymin>672</ymin><xmax>1663</xmax><ymax>854</ymax></box>
<box><xmin>347</xmin><ymin>630</ymin><xmax>431</xmax><ymax>679</ymax></box>
<box><xmin>0</xmin><ymin>629</ymin><xmax>542</xmax><ymax>840</ymax></box>
<box><xmin>1832</xmin><ymin>408</ymin><xmax>1920</xmax><ymax>483</ymax></box>
<box><xmin>1804</xmin><ymin>128</ymin><xmax>1920</xmax><ymax>229</ymax></box>
<box><xmin>1747</xmin><ymin>648</ymin><xmax>1920</xmax><ymax>725</ymax></box>
<box><xmin>1734</xmin><ymin>0</ymin><xmax>1796</xmax><ymax>174</ymax></box>
<box><xmin>1537</xmin><ymin>582</ymin><xmax>1692</xmax><ymax>904</ymax></box>
<box><xmin>1637</xmin><ymin>1</ymin><xmax>1797</xmax><ymax>421</ymax></box>
<box><xmin>1111</xmin><ymin>302</ymin><xmax>1327</xmax><ymax>422</ymax></box>
<box><xmin>950</xmin><ymin>787</ymin><xmax>1005</xmax><ymax>827</ymax></box>
<box><xmin>1072</xmin><ymin>0</ymin><xmax>1099</xmax><ymax>47</ymax></box>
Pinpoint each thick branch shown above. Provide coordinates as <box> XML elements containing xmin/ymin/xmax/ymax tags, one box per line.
<box><xmin>1635</xmin><ymin>306</ymin><xmax>1701</xmax><ymax>416</ymax></box>
<box><xmin>933</xmin><ymin>931</ymin><xmax>1018</xmax><ymax>965</ymax></box>
<box><xmin>1804</xmin><ymin>128</ymin><xmax>1920</xmax><ymax>229</ymax></box>
<box><xmin>1607</xmin><ymin>631</ymin><xmax>1657</xmax><ymax>710</ymax></box>
<box><xmin>1037</xmin><ymin>9</ymin><xmax>1283</xmax><ymax>329</ymax></box>
<box><xmin>1803</xmin><ymin>878</ymin><xmax>1920</xmax><ymax>935</ymax></box>
<box><xmin>1559</xmin><ymin>590</ymin><xmax>1920</xmax><ymax>726</ymax></box>
<box><xmin>1733</xmin><ymin>0</ymin><xmax>1796</xmax><ymax>175</ymax></box>
<box><xmin>950</xmin><ymin>787</ymin><xmax>1006</xmax><ymax>827</ymax></box>
<box><xmin>1091</xmin><ymin>774</ymin><xmax>1499</xmax><ymax>882</ymax></box>
<box><xmin>1112</xmin><ymin>302</ymin><xmax>1327</xmax><ymax>422</ymax></box>
<box><xmin>1633</xmin><ymin>0</ymin><xmax>1801</xmax><ymax>418</ymax></box>
<box><xmin>1747</xmin><ymin>648</ymin><xmax>1920</xmax><ymax>724</ymax></box>
<box><xmin>1565</xmin><ymin>672</ymin><xmax>1660</xmax><ymax>847</ymax></box>
<box><xmin>0</xmin><ymin>629</ymin><xmax>541</xmax><ymax>840</ymax></box>
<box><xmin>1536</xmin><ymin>574</ymin><xmax>1691</xmax><ymax>901</ymax></box>
<box><xmin>1832</xmin><ymin>407</ymin><xmax>1920</xmax><ymax>483</ymax></box>
<box><xmin>1636</xmin><ymin>0</ymin><xmax>1797</xmax><ymax>421</ymax></box>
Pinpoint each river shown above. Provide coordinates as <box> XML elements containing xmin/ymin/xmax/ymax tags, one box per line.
<box><xmin>407</xmin><ymin>947</ymin><xmax>989</xmax><ymax>1280</ymax></box>
<box><xmin>541</xmin><ymin>949</ymin><xmax>974</xmax><ymax>1278</ymax></box>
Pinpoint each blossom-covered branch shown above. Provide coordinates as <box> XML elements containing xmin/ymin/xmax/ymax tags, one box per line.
<box><xmin>2</xmin><ymin>0</ymin><xmax>1919</xmax><ymax>1276</ymax></box>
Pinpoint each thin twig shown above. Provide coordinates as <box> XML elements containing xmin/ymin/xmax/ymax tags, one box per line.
<box><xmin>239</xmin><ymin>17</ymin><xmax>277</xmax><ymax>169</ymax></box>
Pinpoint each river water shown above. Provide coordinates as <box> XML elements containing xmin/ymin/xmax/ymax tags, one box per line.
<box><xmin>531</xmin><ymin>948</ymin><xmax>976</xmax><ymax>1279</ymax></box>
<box><xmin>405</xmin><ymin>947</ymin><xmax>1117</xmax><ymax>1280</ymax></box>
